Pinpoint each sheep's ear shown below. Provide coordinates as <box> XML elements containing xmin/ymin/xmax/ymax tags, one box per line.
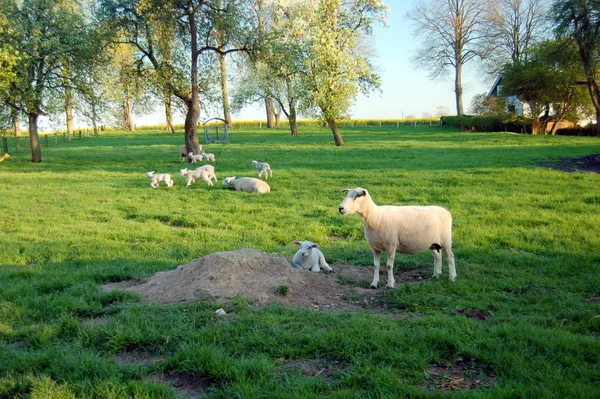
<box><xmin>293</xmin><ymin>241</ymin><xmax>301</xmax><ymax>246</ymax></box>
<box><xmin>355</xmin><ymin>189</ymin><xmax>367</xmax><ymax>198</ymax></box>
<box><xmin>311</xmin><ymin>243</ymin><xmax>319</xmax><ymax>249</ymax></box>
<box><xmin>341</xmin><ymin>189</ymin><xmax>349</xmax><ymax>194</ymax></box>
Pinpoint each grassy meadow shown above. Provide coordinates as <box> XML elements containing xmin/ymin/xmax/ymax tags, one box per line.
<box><xmin>1</xmin><ymin>125</ymin><xmax>599</xmax><ymax>398</ymax></box>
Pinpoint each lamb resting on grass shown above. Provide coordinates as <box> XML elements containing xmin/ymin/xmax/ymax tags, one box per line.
<box><xmin>221</xmin><ymin>176</ymin><xmax>270</xmax><ymax>194</ymax></box>
<box><xmin>146</xmin><ymin>171</ymin><xmax>174</xmax><ymax>188</ymax></box>
<box><xmin>291</xmin><ymin>241</ymin><xmax>333</xmax><ymax>272</ymax></box>
<box><xmin>180</xmin><ymin>167</ymin><xmax>215</xmax><ymax>187</ymax></box>
<box><xmin>251</xmin><ymin>160</ymin><xmax>272</xmax><ymax>179</ymax></box>
<box><xmin>338</xmin><ymin>187</ymin><xmax>456</xmax><ymax>289</ymax></box>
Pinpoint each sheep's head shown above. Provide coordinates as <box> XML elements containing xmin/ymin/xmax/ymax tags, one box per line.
<box><xmin>222</xmin><ymin>176</ymin><xmax>236</xmax><ymax>187</ymax></box>
<box><xmin>145</xmin><ymin>171</ymin><xmax>155</xmax><ymax>178</ymax></box>
<box><xmin>293</xmin><ymin>241</ymin><xmax>318</xmax><ymax>257</ymax></box>
<box><xmin>338</xmin><ymin>187</ymin><xmax>368</xmax><ymax>215</ymax></box>
<box><xmin>180</xmin><ymin>168</ymin><xmax>188</xmax><ymax>176</ymax></box>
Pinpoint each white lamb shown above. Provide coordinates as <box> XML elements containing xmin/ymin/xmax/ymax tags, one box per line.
<box><xmin>221</xmin><ymin>176</ymin><xmax>270</xmax><ymax>194</ymax></box>
<box><xmin>193</xmin><ymin>164</ymin><xmax>217</xmax><ymax>183</ymax></box>
<box><xmin>200</xmin><ymin>151</ymin><xmax>215</xmax><ymax>162</ymax></box>
<box><xmin>180</xmin><ymin>168</ymin><xmax>214</xmax><ymax>187</ymax></box>
<box><xmin>251</xmin><ymin>160</ymin><xmax>272</xmax><ymax>179</ymax></box>
<box><xmin>188</xmin><ymin>152</ymin><xmax>204</xmax><ymax>163</ymax></box>
<box><xmin>146</xmin><ymin>171</ymin><xmax>174</xmax><ymax>188</ymax></box>
<box><xmin>338</xmin><ymin>187</ymin><xmax>456</xmax><ymax>289</ymax></box>
<box><xmin>291</xmin><ymin>241</ymin><xmax>333</xmax><ymax>273</ymax></box>
<box><xmin>180</xmin><ymin>145</ymin><xmax>202</xmax><ymax>162</ymax></box>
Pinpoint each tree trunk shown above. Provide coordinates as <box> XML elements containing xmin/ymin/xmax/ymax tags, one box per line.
<box><xmin>219</xmin><ymin>53</ymin><xmax>232</xmax><ymax>128</ymax></box>
<box><xmin>64</xmin><ymin>73</ymin><xmax>75</xmax><ymax>136</ymax></box>
<box><xmin>164</xmin><ymin>88</ymin><xmax>175</xmax><ymax>134</ymax></box>
<box><xmin>455</xmin><ymin>62</ymin><xmax>464</xmax><ymax>116</ymax></box>
<box><xmin>183</xmin><ymin>10</ymin><xmax>202</xmax><ymax>159</ymax></box>
<box><xmin>12</xmin><ymin>112</ymin><xmax>20</xmax><ymax>137</ymax></box>
<box><xmin>265</xmin><ymin>98</ymin><xmax>276</xmax><ymax>128</ymax></box>
<box><xmin>286</xmin><ymin>77</ymin><xmax>298</xmax><ymax>136</ymax></box>
<box><xmin>327</xmin><ymin>118</ymin><xmax>344</xmax><ymax>146</ymax></box>
<box><xmin>123</xmin><ymin>82</ymin><xmax>135</xmax><ymax>131</ymax></box>
<box><xmin>28</xmin><ymin>113</ymin><xmax>42</xmax><ymax>163</ymax></box>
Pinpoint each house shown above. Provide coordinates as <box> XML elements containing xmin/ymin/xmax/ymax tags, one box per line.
<box><xmin>487</xmin><ymin>75</ymin><xmax>529</xmax><ymax>116</ymax></box>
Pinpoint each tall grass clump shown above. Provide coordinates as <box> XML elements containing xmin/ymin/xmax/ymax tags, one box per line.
<box><xmin>0</xmin><ymin>124</ymin><xmax>599</xmax><ymax>397</ymax></box>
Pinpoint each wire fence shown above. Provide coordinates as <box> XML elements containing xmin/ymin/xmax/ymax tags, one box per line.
<box><xmin>1</xmin><ymin>131</ymin><xmax>90</xmax><ymax>155</ymax></box>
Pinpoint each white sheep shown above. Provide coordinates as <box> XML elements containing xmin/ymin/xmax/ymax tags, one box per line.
<box><xmin>180</xmin><ymin>145</ymin><xmax>202</xmax><ymax>162</ymax></box>
<box><xmin>188</xmin><ymin>152</ymin><xmax>204</xmax><ymax>163</ymax></box>
<box><xmin>338</xmin><ymin>187</ymin><xmax>456</xmax><ymax>289</ymax></box>
<box><xmin>251</xmin><ymin>160</ymin><xmax>272</xmax><ymax>179</ymax></box>
<box><xmin>146</xmin><ymin>171</ymin><xmax>174</xmax><ymax>188</ymax></box>
<box><xmin>200</xmin><ymin>151</ymin><xmax>215</xmax><ymax>162</ymax></box>
<box><xmin>291</xmin><ymin>241</ymin><xmax>333</xmax><ymax>272</ymax></box>
<box><xmin>193</xmin><ymin>164</ymin><xmax>217</xmax><ymax>183</ymax></box>
<box><xmin>221</xmin><ymin>176</ymin><xmax>270</xmax><ymax>194</ymax></box>
<box><xmin>180</xmin><ymin>168</ymin><xmax>214</xmax><ymax>187</ymax></box>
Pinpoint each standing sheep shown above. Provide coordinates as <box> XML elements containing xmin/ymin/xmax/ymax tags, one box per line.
<box><xmin>200</xmin><ymin>151</ymin><xmax>215</xmax><ymax>162</ymax></box>
<box><xmin>251</xmin><ymin>160</ymin><xmax>272</xmax><ymax>179</ymax></box>
<box><xmin>291</xmin><ymin>241</ymin><xmax>333</xmax><ymax>272</ymax></box>
<box><xmin>180</xmin><ymin>144</ymin><xmax>202</xmax><ymax>162</ymax></box>
<box><xmin>146</xmin><ymin>171</ymin><xmax>174</xmax><ymax>188</ymax></box>
<box><xmin>188</xmin><ymin>152</ymin><xmax>204</xmax><ymax>163</ymax></box>
<box><xmin>180</xmin><ymin>168</ymin><xmax>214</xmax><ymax>187</ymax></box>
<box><xmin>338</xmin><ymin>187</ymin><xmax>456</xmax><ymax>289</ymax></box>
<box><xmin>221</xmin><ymin>177</ymin><xmax>270</xmax><ymax>194</ymax></box>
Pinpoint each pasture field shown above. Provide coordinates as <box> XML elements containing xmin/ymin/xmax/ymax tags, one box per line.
<box><xmin>1</xmin><ymin>126</ymin><xmax>599</xmax><ymax>398</ymax></box>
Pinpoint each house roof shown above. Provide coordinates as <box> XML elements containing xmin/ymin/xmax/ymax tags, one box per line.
<box><xmin>487</xmin><ymin>75</ymin><xmax>503</xmax><ymax>97</ymax></box>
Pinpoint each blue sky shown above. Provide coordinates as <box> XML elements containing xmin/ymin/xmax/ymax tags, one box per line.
<box><xmin>230</xmin><ymin>0</ymin><xmax>493</xmax><ymax>121</ymax></box>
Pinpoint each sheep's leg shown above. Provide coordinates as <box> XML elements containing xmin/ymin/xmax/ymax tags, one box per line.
<box><xmin>444</xmin><ymin>247</ymin><xmax>457</xmax><ymax>282</ymax></box>
<box><xmin>432</xmin><ymin>248</ymin><xmax>443</xmax><ymax>278</ymax></box>
<box><xmin>371</xmin><ymin>249</ymin><xmax>381</xmax><ymax>288</ymax></box>
<box><xmin>318</xmin><ymin>254</ymin><xmax>333</xmax><ymax>272</ymax></box>
<box><xmin>385</xmin><ymin>251</ymin><xmax>396</xmax><ymax>289</ymax></box>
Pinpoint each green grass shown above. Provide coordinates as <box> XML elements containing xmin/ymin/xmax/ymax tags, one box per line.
<box><xmin>1</xmin><ymin>125</ymin><xmax>599</xmax><ymax>398</ymax></box>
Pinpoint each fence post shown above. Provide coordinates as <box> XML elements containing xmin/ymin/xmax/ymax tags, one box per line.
<box><xmin>79</xmin><ymin>131</ymin><xmax>82</xmax><ymax>139</ymax></box>
<box><xmin>414</xmin><ymin>121</ymin><xmax>417</xmax><ymax>128</ymax></box>
<box><xmin>54</xmin><ymin>134</ymin><xmax>58</xmax><ymax>144</ymax></box>
<box><xmin>396</xmin><ymin>122</ymin><xmax>399</xmax><ymax>128</ymax></box>
<box><xmin>15</xmin><ymin>136</ymin><xmax>20</xmax><ymax>152</ymax></box>
<box><xmin>25</xmin><ymin>137</ymin><xmax>30</xmax><ymax>149</ymax></box>
<box><xmin>379</xmin><ymin>121</ymin><xmax>382</xmax><ymax>128</ymax></box>
<box><xmin>44</xmin><ymin>135</ymin><xmax>49</xmax><ymax>147</ymax></box>
<box><xmin>67</xmin><ymin>132</ymin><xmax>71</xmax><ymax>141</ymax></box>
<box><xmin>63</xmin><ymin>133</ymin><xmax>67</xmax><ymax>142</ymax></box>
<box><xmin>2</xmin><ymin>137</ymin><xmax>7</xmax><ymax>154</ymax></box>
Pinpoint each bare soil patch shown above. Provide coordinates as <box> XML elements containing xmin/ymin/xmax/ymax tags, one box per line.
<box><xmin>101</xmin><ymin>249</ymin><xmax>427</xmax><ymax>311</ymax></box>
<box><xmin>147</xmin><ymin>372</ymin><xmax>210</xmax><ymax>399</ymax></box>
<box><xmin>453</xmin><ymin>309</ymin><xmax>494</xmax><ymax>321</ymax></box>
<box><xmin>424</xmin><ymin>357</ymin><xmax>498</xmax><ymax>392</ymax></box>
<box><xmin>539</xmin><ymin>154</ymin><xmax>600</xmax><ymax>174</ymax></box>
<box><xmin>280</xmin><ymin>358</ymin><xmax>347</xmax><ymax>382</ymax></box>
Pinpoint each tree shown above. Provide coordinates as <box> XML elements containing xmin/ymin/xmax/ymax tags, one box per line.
<box><xmin>0</xmin><ymin>0</ymin><xmax>90</xmax><ymax>162</ymax></box>
<box><xmin>407</xmin><ymin>0</ymin><xmax>491</xmax><ymax>116</ymax></box>
<box><xmin>501</xmin><ymin>39</ymin><xmax>591</xmax><ymax>134</ymax></box>
<box><xmin>553</xmin><ymin>0</ymin><xmax>600</xmax><ymax>137</ymax></box>
<box><xmin>301</xmin><ymin>0</ymin><xmax>388</xmax><ymax>146</ymax></box>
<box><xmin>484</xmin><ymin>0</ymin><xmax>550</xmax><ymax>73</ymax></box>
<box><xmin>99</xmin><ymin>0</ymin><xmax>256</xmax><ymax>156</ymax></box>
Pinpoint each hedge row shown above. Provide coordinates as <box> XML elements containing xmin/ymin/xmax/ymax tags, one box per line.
<box><xmin>440</xmin><ymin>115</ymin><xmax>532</xmax><ymax>133</ymax></box>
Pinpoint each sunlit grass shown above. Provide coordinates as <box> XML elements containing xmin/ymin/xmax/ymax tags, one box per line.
<box><xmin>0</xmin><ymin>125</ymin><xmax>599</xmax><ymax>397</ymax></box>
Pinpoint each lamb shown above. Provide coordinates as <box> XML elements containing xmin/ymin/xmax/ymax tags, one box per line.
<box><xmin>188</xmin><ymin>152</ymin><xmax>204</xmax><ymax>163</ymax></box>
<box><xmin>251</xmin><ymin>160</ymin><xmax>272</xmax><ymax>179</ymax></box>
<box><xmin>338</xmin><ymin>187</ymin><xmax>456</xmax><ymax>289</ymax></box>
<box><xmin>180</xmin><ymin>145</ymin><xmax>202</xmax><ymax>162</ymax></box>
<box><xmin>180</xmin><ymin>167</ymin><xmax>215</xmax><ymax>187</ymax></box>
<box><xmin>221</xmin><ymin>176</ymin><xmax>270</xmax><ymax>194</ymax></box>
<box><xmin>193</xmin><ymin>164</ymin><xmax>217</xmax><ymax>183</ymax></box>
<box><xmin>291</xmin><ymin>240</ymin><xmax>333</xmax><ymax>273</ymax></box>
<box><xmin>200</xmin><ymin>151</ymin><xmax>215</xmax><ymax>162</ymax></box>
<box><xmin>146</xmin><ymin>171</ymin><xmax>174</xmax><ymax>188</ymax></box>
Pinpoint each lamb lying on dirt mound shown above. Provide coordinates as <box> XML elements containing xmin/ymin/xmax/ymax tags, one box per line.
<box><xmin>100</xmin><ymin>249</ymin><xmax>377</xmax><ymax>309</ymax></box>
<box><xmin>292</xmin><ymin>241</ymin><xmax>333</xmax><ymax>273</ymax></box>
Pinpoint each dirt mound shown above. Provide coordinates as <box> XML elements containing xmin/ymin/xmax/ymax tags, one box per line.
<box><xmin>102</xmin><ymin>249</ymin><xmax>385</xmax><ymax>310</ymax></box>
<box><xmin>539</xmin><ymin>154</ymin><xmax>600</xmax><ymax>174</ymax></box>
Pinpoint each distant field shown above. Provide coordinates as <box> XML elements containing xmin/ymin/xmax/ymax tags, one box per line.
<box><xmin>1</xmin><ymin>125</ymin><xmax>599</xmax><ymax>398</ymax></box>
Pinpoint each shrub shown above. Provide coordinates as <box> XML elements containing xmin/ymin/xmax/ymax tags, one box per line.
<box><xmin>441</xmin><ymin>115</ymin><xmax>531</xmax><ymax>133</ymax></box>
